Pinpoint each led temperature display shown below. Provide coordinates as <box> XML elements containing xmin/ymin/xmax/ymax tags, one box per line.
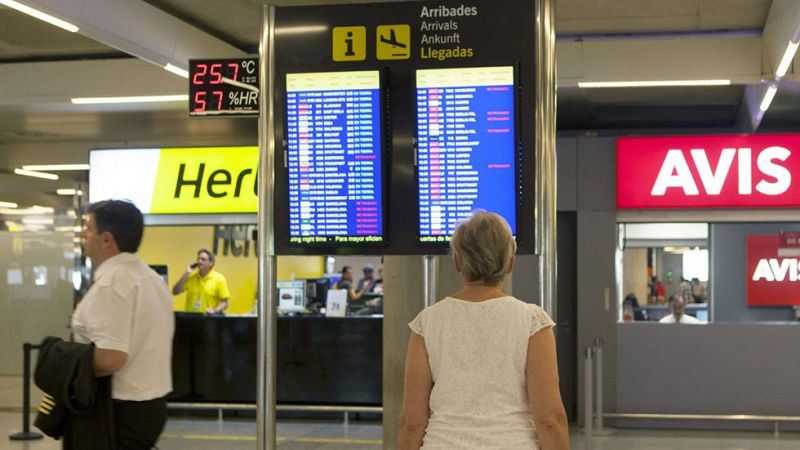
<box><xmin>416</xmin><ymin>66</ymin><xmax>517</xmax><ymax>242</ymax></box>
<box><xmin>285</xmin><ymin>71</ymin><xmax>384</xmax><ymax>245</ymax></box>
<box><xmin>189</xmin><ymin>58</ymin><xmax>259</xmax><ymax>116</ymax></box>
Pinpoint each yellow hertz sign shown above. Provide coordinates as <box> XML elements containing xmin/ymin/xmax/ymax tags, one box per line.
<box><xmin>88</xmin><ymin>147</ymin><xmax>258</xmax><ymax>214</ymax></box>
<box><xmin>151</xmin><ymin>147</ymin><xmax>258</xmax><ymax>213</ymax></box>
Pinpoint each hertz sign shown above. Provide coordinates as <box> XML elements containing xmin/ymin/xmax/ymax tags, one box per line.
<box><xmin>89</xmin><ymin>147</ymin><xmax>258</xmax><ymax>214</ymax></box>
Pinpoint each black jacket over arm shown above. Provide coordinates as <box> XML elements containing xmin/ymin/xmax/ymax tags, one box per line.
<box><xmin>33</xmin><ymin>336</ymin><xmax>115</xmax><ymax>450</ymax></box>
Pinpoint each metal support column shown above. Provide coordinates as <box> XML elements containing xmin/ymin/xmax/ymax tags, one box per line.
<box><xmin>534</xmin><ymin>0</ymin><xmax>557</xmax><ymax>318</ymax></box>
<box><xmin>257</xmin><ymin>5</ymin><xmax>277</xmax><ymax>450</ymax></box>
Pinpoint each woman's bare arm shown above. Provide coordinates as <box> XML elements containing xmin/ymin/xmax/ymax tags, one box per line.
<box><xmin>397</xmin><ymin>332</ymin><xmax>433</xmax><ymax>450</ymax></box>
<box><xmin>526</xmin><ymin>327</ymin><xmax>569</xmax><ymax>450</ymax></box>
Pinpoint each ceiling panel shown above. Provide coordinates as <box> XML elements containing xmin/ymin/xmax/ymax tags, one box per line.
<box><xmin>0</xmin><ymin>6</ymin><xmax>122</xmax><ymax>61</ymax></box>
<box><xmin>557</xmin><ymin>0</ymin><xmax>771</xmax><ymax>35</ymax></box>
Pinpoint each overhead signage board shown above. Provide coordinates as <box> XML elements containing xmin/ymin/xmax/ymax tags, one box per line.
<box><xmin>89</xmin><ymin>147</ymin><xmax>258</xmax><ymax>214</ymax></box>
<box><xmin>618</xmin><ymin>134</ymin><xmax>800</xmax><ymax>209</ymax></box>
<box><xmin>189</xmin><ymin>58</ymin><xmax>259</xmax><ymax>116</ymax></box>
<box><xmin>273</xmin><ymin>0</ymin><xmax>535</xmax><ymax>255</ymax></box>
<box><xmin>285</xmin><ymin>70</ymin><xmax>385</xmax><ymax>246</ymax></box>
<box><xmin>747</xmin><ymin>234</ymin><xmax>800</xmax><ymax>306</ymax></box>
<box><xmin>416</xmin><ymin>66</ymin><xmax>517</xmax><ymax>243</ymax></box>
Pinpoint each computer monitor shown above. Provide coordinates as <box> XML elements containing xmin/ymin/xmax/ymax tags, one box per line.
<box><xmin>149</xmin><ymin>265</ymin><xmax>168</xmax><ymax>285</ymax></box>
<box><xmin>304</xmin><ymin>278</ymin><xmax>330</xmax><ymax>309</ymax></box>
<box><xmin>694</xmin><ymin>309</ymin><xmax>708</xmax><ymax>323</ymax></box>
<box><xmin>277</xmin><ymin>280</ymin><xmax>306</xmax><ymax>312</ymax></box>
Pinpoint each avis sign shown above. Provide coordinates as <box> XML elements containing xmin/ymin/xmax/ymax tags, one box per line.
<box><xmin>618</xmin><ymin>135</ymin><xmax>800</xmax><ymax>208</ymax></box>
<box><xmin>747</xmin><ymin>234</ymin><xmax>800</xmax><ymax>306</ymax></box>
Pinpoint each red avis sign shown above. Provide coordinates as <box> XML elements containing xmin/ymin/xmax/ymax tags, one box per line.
<box><xmin>747</xmin><ymin>234</ymin><xmax>800</xmax><ymax>306</ymax></box>
<box><xmin>618</xmin><ymin>135</ymin><xmax>800</xmax><ymax>208</ymax></box>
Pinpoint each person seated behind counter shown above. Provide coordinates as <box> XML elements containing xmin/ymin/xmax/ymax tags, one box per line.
<box><xmin>172</xmin><ymin>249</ymin><xmax>230</xmax><ymax>315</ymax></box>
<box><xmin>659</xmin><ymin>295</ymin><xmax>700</xmax><ymax>324</ymax></box>
<box><xmin>356</xmin><ymin>263</ymin><xmax>377</xmax><ymax>293</ymax></box>
<box><xmin>335</xmin><ymin>265</ymin><xmax>368</xmax><ymax>302</ymax></box>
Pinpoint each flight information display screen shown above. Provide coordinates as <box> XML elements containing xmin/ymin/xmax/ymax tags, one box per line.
<box><xmin>285</xmin><ymin>71</ymin><xmax>384</xmax><ymax>245</ymax></box>
<box><xmin>416</xmin><ymin>66</ymin><xmax>517</xmax><ymax>242</ymax></box>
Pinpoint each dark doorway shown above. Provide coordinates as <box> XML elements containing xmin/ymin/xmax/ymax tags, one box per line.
<box><xmin>557</xmin><ymin>212</ymin><xmax>578</xmax><ymax>421</ymax></box>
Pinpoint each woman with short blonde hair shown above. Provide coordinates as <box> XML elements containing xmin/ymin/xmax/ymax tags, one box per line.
<box><xmin>398</xmin><ymin>211</ymin><xmax>569</xmax><ymax>450</ymax></box>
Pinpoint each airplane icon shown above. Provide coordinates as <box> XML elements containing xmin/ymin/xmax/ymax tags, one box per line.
<box><xmin>380</xmin><ymin>29</ymin><xmax>407</xmax><ymax>49</ymax></box>
<box><xmin>376</xmin><ymin>25</ymin><xmax>410</xmax><ymax>60</ymax></box>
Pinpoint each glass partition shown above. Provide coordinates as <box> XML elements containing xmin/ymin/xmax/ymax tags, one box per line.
<box><xmin>617</xmin><ymin>222</ymin><xmax>709</xmax><ymax>324</ymax></box>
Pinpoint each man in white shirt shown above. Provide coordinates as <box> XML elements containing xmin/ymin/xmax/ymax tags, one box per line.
<box><xmin>659</xmin><ymin>295</ymin><xmax>700</xmax><ymax>324</ymax></box>
<box><xmin>72</xmin><ymin>200</ymin><xmax>174</xmax><ymax>449</ymax></box>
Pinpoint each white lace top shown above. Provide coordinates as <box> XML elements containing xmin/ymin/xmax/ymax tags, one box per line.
<box><xmin>409</xmin><ymin>296</ymin><xmax>556</xmax><ymax>450</ymax></box>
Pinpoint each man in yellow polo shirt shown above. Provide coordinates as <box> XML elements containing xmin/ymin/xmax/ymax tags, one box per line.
<box><xmin>172</xmin><ymin>249</ymin><xmax>230</xmax><ymax>314</ymax></box>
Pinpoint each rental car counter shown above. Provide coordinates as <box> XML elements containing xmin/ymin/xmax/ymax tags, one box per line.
<box><xmin>614</xmin><ymin>135</ymin><xmax>800</xmax><ymax>431</ymax></box>
<box><xmin>89</xmin><ymin>146</ymin><xmax>382</xmax><ymax>407</ymax></box>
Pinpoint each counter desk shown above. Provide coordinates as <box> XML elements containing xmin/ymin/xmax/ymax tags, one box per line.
<box><xmin>170</xmin><ymin>312</ymin><xmax>382</xmax><ymax>406</ymax></box>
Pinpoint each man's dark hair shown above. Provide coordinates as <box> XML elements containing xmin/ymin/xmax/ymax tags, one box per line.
<box><xmin>198</xmin><ymin>248</ymin><xmax>215</xmax><ymax>263</ymax></box>
<box><xmin>341</xmin><ymin>265</ymin><xmax>352</xmax><ymax>274</ymax></box>
<box><xmin>87</xmin><ymin>200</ymin><xmax>144</xmax><ymax>253</ymax></box>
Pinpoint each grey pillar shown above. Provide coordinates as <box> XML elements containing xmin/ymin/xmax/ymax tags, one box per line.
<box><xmin>382</xmin><ymin>255</ymin><xmax>426</xmax><ymax>450</ymax></box>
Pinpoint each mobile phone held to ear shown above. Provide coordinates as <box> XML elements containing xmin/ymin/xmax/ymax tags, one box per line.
<box><xmin>190</xmin><ymin>263</ymin><xmax>199</xmax><ymax>269</ymax></box>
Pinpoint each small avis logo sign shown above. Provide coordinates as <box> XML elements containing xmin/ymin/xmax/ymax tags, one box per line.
<box><xmin>747</xmin><ymin>233</ymin><xmax>800</xmax><ymax>306</ymax></box>
<box><xmin>618</xmin><ymin>135</ymin><xmax>800</xmax><ymax>208</ymax></box>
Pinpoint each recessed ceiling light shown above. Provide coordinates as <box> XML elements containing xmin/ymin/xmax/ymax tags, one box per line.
<box><xmin>22</xmin><ymin>164</ymin><xmax>89</xmax><ymax>171</ymax></box>
<box><xmin>22</xmin><ymin>217</ymin><xmax>54</xmax><ymax>225</ymax></box>
<box><xmin>776</xmin><ymin>40</ymin><xmax>799</xmax><ymax>78</ymax></box>
<box><xmin>0</xmin><ymin>0</ymin><xmax>79</xmax><ymax>32</ymax></box>
<box><xmin>71</xmin><ymin>95</ymin><xmax>188</xmax><ymax>104</ymax></box>
<box><xmin>56</xmin><ymin>189</ymin><xmax>84</xmax><ymax>196</ymax></box>
<box><xmin>759</xmin><ymin>84</ymin><xmax>778</xmax><ymax>112</ymax></box>
<box><xmin>13</xmin><ymin>168</ymin><xmax>59</xmax><ymax>180</ymax></box>
<box><xmin>164</xmin><ymin>63</ymin><xmax>189</xmax><ymax>78</ymax></box>
<box><xmin>578</xmin><ymin>79</ymin><xmax>731</xmax><ymax>88</ymax></box>
<box><xmin>0</xmin><ymin>201</ymin><xmax>18</xmax><ymax>208</ymax></box>
<box><xmin>0</xmin><ymin>206</ymin><xmax>52</xmax><ymax>215</ymax></box>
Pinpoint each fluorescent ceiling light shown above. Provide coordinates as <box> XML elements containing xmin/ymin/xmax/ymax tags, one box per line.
<box><xmin>776</xmin><ymin>40</ymin><xmax>799</xmax><ymax>78</ymax></box>
<box><xmin>0</xmin><ymin>201</ymin><xmax>18</xmax><ymax>208</ymax></box>
<box><xmin>0</xmin><ymin>206</ymin><xmax>52</xmax><ymax>215</ymax></box>
<box><xmin>71</xmin><ymin>94</ymin><xmax>188</xmax><ymax>104</ymax></box>
<box><xmin>22</xmin><ymin>217</ymin><xmax>54</xmax><ymax>225</ymax></box>
<box><xmin>56</xmin><ymin>189</ymin><xmax>83</xmax><ymax>196</ymax></box>
<box><xmin>164</xmin><ymin>63</ymin><xmax>189</xmax><ymax>78</ymax></box>
<box><xmin>276</xmin><ymin>25</ymin><xmax>329</xmax><ymax>35</ymax></box>
<box><xmin>0</xmin><ymin>0</ymin><xmax>79</xmax><ymax>32</ymax></box>
<box><xmin>759</xmin><ymin>84</ymin><xmax>778</xmax><ymax>112</ymax></box>
<box><xmin>578</xmin><ymin>79</ymin><xmax>731</xmax><ymax>88</ymax></box>
<box><xmin>22</xmin><ymin>164</ymin><xmax>89</xmax><ymax>171</ymax></box>
<box><xmin>14</xmin><ymin>168</ymin><xmax>59</xmax><ymax>180</ymax></box>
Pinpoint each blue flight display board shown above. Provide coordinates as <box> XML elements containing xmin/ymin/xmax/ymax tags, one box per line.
<box><xmin>285</xmin><ymin>71</ymin><xmax>384</xmax><ymax>245</ymax></box>
<box><xmin>416</xmin><ymin>66</ymin><xmax>517</xmax><ymax>242</ymax></box>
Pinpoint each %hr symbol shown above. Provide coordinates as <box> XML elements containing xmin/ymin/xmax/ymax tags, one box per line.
<box><xmin>228</xmin><ymin>90</ymin><xmax>258</xmax><ymax>106</ymax></box>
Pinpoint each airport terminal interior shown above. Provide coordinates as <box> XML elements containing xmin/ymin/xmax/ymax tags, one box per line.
<box><xmin>2</xmin><ymin>0</ymin><xmax>800</xmax><ymax>449</ymax></box>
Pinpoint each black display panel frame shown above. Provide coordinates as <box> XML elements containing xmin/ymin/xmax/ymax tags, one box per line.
<box><xmin>282</xmin><ymin>69</ymin><xmax>389</xmax><ymax>248</ymax></box>
<box><xmin>414</xmin><ymin>64</ymin><xmax>522</xmax><ymax>246</ymax></box>
<box><xmin>188</xmin><ymin>58</ymin><xmax>259</xmax><ymax>117</ymax></box>
<box><xmin>273</xmin><ymin>0</ymin><xmax>535</xmax><ymax>255</ymax></box>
